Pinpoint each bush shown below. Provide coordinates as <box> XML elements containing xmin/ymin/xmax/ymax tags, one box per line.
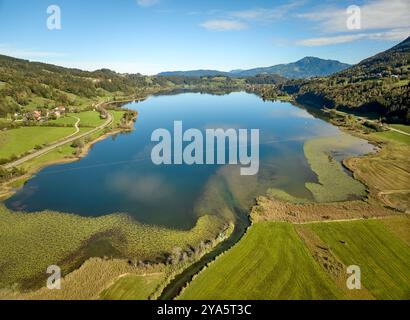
<box><xmin>71</xmin><ymin>139</ymin><xmax>84</xmax><ymax>149</ymax></box>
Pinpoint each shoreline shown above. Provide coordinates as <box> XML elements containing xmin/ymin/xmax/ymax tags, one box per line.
<box><xmin>0</xmin><ymin>106</ymin><xmax>137</xmax><ymax>201</ymax></box>
<box><xmin>0</xmin><ymin>91</ymin><xmax>408</xmax><ymax>300</ymax></box>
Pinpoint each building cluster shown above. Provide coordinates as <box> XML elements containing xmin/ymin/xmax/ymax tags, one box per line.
<box><xmin>16</xmin><ymin>106</ymin><xmax>67</xmax><ymax>122</ymax></box>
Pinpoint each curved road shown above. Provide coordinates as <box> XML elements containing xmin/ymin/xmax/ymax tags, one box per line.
<box><xmin>4</xmin><ymin>111</ymin><xmax>113</xmax><ymax>169</ymax></box>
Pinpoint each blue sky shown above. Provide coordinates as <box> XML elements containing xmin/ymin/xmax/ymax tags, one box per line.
<box><xmin>0</xmin><ymin>0</ymin><xmax>409</xmax><ymax>74</ymax></box>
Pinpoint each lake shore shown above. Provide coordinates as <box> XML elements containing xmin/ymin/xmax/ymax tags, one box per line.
<box><xmin>0</xmin><ymin>92</ymin><xmax>408</xmax><ymax>300</ymax></box>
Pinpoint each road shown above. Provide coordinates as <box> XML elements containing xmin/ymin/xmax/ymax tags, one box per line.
<box><xmin>387</xmin><ymin>126</ymin><xmax>410</xmax><ymax>136</ymax></box>
<box><xmin>66</xmin><ymin>116</ymin><xmax>81</xmax><ymax>138</ymax></box>
<box><xmin>355</xmin><ymin>116</ymin><xmax>410</xmax><ymax>137</ymax></box>
<box><xmin>4</xmin><ymin>111</ymin><xmax>113</xmax><ymax>169</ymax></box>
<box><xmin>324</xmin><ymin>109</ymin><xmax>410</xmax><ymax>137</ymax></box>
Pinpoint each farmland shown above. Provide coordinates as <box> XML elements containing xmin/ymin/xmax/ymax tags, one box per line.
<box><xmin>179</xmin><ymin>216</ymin><xmax>410</xmax><ymax>300</ymax></box>
<box><xmin>178</xmin><ymin>222</ymin><xmax>343</xmax><ymax>300</ymax></box>
<box><xmin>48</xmin><ymin>111</ymin><xmax>106</xmax><ymax>127</ymax></box>
<box><xmin>305</xmin><ymin>217</ymin><xmax>410</xmax><ymax>299</ymax></box>
<box><xmin>0</xmin><ymin>126</ymin><xmax>76</xmax><ymax>160</ymax></box>
<box><xmin>344</xmin><ymin>136</ymin><xmax>410</xmax><ymax>212</ymax></box>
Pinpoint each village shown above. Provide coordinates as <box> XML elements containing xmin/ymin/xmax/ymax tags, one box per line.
<box><xmin>11</xmin><ymin>104</ymin><xmax>109</xmax><ymax>123</ymax></box>
<box><xmin>13</xmin><ymin>106</ymin><xmax>68</xmax><ymax>122</ymax></box>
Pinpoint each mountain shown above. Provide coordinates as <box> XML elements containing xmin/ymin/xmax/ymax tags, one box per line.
<box><xmin>158</xmin><ymin>57</ymin><xmax>351</xmax><ymax>79</ymax></box>
<box><xmin>280</xmin><ymin>37</ymin><xmax>410</xmax><ymax>122</ymax></box>
<box><xmin>234</xmin><ymin>57</ymin><xmax>351</xmax><ymax>78</ymax></box>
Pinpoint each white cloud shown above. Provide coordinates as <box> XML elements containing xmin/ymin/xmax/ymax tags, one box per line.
<box><xmin>136</xmin><ymin>0</ymin><xmax>159</xmax><ymax>7</ymax></box>
<box><xmin>297</xmin><ymin>28</ymin><xmax>410</xmax><ymax>46</ymax></box>
<box><xmin>200</xmin><ymin>19</ymin><xmax>248</xmax><ymax>31</ymax></box>
<box><xmin>298</xmin><ymin>0</ymin><xmax>410</xmax><ymax>33</ymax></box>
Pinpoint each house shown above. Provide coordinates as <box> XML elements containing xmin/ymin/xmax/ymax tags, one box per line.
<box><xmin>33</xmin><ymin>110</ymin><xmax>41</xmax><ymax>121</ymax></box>
<box><xmin>54</xmin><ymin>106</ymin><xmax>66</xmax><ymax>113</ymax></box>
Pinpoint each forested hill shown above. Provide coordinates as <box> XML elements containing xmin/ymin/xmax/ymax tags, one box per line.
<box><xmin>0</xmin><ymin>55</ymin><xmax>247</xmax><ymax>117</ymax></box>
<box><xmin>338</xmin><ymin>36</ymin><xmax>410</xmax><ymax>78</ymax></box>
<box><xmin>280</xmin><ymin>37</ymin><xmax>410</xmax><ymax>123</ymax></box>
<box><xmin>0</xmin><ymin>54</ymin><xmax>154</xmax><ymax>116</ymax></box>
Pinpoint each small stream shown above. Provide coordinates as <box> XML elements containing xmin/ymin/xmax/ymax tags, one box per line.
<box><xmin>159</xmin><ymin>207</ymin><xmax>250</xmax><ymax>300</ymax></box>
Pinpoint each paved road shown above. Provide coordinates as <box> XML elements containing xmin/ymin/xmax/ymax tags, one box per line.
<box><xmin>4</xmin><ymin>111</ymin><xmax>113</xmax><ymax>169</ymax></box>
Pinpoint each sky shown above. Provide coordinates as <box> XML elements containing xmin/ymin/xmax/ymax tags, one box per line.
<box><xmin>0</xmin><ymin>0</ymin><xmax>409</xmax><ymax>75</ymax></box>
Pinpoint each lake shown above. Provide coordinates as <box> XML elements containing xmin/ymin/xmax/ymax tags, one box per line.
<box><xmin>5</xmin><ymin>92</ymin><xmax>374</xmax><ymax>229</ymax></box>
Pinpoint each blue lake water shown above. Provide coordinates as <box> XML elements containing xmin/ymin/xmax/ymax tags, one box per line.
<box><xmin>5</xmin><ymin>92</ymin><xmax>374</xmax><ymax>229</ymax></box>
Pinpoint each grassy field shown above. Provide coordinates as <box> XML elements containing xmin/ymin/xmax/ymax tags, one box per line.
<box><xmin>373</xmin><ymin>130</ymin><xmax>410</xmax><ymax>145</ymax></box>
<box><xmin>0</xmin><ymin>126</ymin><xmax>76</xmax><ymax>160</ymax></box>
<box><xmin>100</xmin><ymin>273</ymin><xmax>167</xmax><ymax>300</ymax></box>
<box><xmin>0</xmin><ymin>258</ymin><xmax>167</xmax><ymax>300</ymax></box>
<box><xmin>344</xmin><ymin>139</ymin><xmax>410</xmax><ymax>212</ymax></box>
<box><xmin>0</xmin><ymin>204</ymin><xmax>225</xmax><ymax>290</ymax></box>
<box><xmin>16</xmin><ymin>144</ymin><xmax>77</xmax><ymax>173</ymax></box>
<box><xmin>304</xmin><ymin>217</ymin><xmax>410</xmax><ymax>300</ymax></box>
<box><xmin>390</xmin><ymin>124</ymin><xmax>410</xmax><ymax>135</ymax></box>
<box><xmin>111</xmin><ymin>110</ymin><xmax>127</xmax><ymax>126</ymax></box>
<box><xmin>251</xmin><ymin>196</ymin><xmax>394</xmax><ymax>224</ymax></box>
<box><xmin>179</xmin><ymin>217</ymin><xmax>410</xmax><ymax>300</ymax></box>
<box><xmin>179</xmin><ymin>222</ymin><xmax>343</xmax><ymax>300</ymax></box>
<box><xmin>48</xmin><ymin>111</ymin><xmax>105</xmax><ymax>127</ymax></box>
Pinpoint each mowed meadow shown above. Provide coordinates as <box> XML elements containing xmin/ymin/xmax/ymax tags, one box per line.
<box><xmin>179</xmin><ymin>217</ymin><xmax>410</xmax><ymax>300</ymax></box>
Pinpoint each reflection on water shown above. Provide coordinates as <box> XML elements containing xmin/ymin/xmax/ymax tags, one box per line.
<box><xmin>5</xmin><ymin>92</ymin><xmax>374</xmax><ymax>230</ymax></box>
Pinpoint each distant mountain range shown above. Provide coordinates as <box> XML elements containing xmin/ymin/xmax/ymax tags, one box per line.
<box><xmin>158</xmin><ymin>57</ymin><xmax>351</xmax><ymax>79</ymax></box>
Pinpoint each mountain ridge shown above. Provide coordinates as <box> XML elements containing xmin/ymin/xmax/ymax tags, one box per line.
<box><xmin>158</xmin><ymin>57</ymin><xmax>351</xmax><ymax>79</ymax></box>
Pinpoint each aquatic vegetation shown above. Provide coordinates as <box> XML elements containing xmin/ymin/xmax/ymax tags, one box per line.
<box><xmin>304</xmin><ymin>134</ymin><xmax>369</xmax><ymax>202</ymax></box>
<box><xmin>0</xmin><ymin>205</ymin><xmax>226</xmax><ymax>290</ymax></box>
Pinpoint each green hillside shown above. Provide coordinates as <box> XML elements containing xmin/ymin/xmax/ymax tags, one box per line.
<box><xmin>279</xmin><ymin>37</ymin><xmax>410</xmax><ymax>123</ymax></box>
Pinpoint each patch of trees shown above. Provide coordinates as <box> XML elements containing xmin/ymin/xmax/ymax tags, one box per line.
<box><xmin>0</xmin><ymin>166</ymin><xmax>25</xmax><ymax>183</ymax></box>
<box><xmin>245</xmin><ymin>74</ymin><xmax>287</xmax><ymax>85</ymax></box>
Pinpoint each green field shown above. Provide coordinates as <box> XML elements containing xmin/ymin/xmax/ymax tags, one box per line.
<box><xmin>305</xmin><ymin>217</ymin><xmax>410</xmax><ymax>300</ymax></box>
<box><xmin>390</xmin><ymin>124</ymin><xmax>410</xmax><ymax>134</ymax></box>
<box><xmin>179</xmin><ymin>222</ymin><xmax>343</xmax><ymax>300</ymax></box>
<box><xmin>48</xmin><ymin>111</ymin><xmax>105</xmax><ymax>127</ymax></box>
<box><xmin>100</xmin><ymin>274</ymin><xmax>166</xmax><ymax>300</ymax></box>
<box><xmin>179</xmin><ymin>217</ymin><xmax>410</xmax><ymax>300</ymax></box>
<box><xmin>373</xmin><ymin>130</ymin><xmax>410</xmax><ymax>145</ymax></box>
<box><xmin>111</xmin><ymin>110</ymin><xmax>127</xmax><ymax>126</ymax></box>
<box><xmin>0</xmin><ymin>126</ymin><xmax>76</xmax><ymax>159</ymax></box>
<box><xmin>16</xmin><ymin>143</ymin><xmax>77</xmax><ymax>173</ymax></box>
